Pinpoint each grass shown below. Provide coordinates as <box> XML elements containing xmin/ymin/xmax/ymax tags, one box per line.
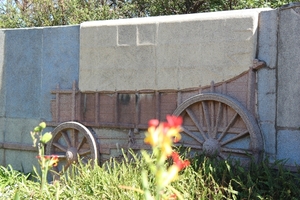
<box><xmin>1</xmin><ymin>150</ymin><xmax>300</xmax><ymax>200</ymax></box>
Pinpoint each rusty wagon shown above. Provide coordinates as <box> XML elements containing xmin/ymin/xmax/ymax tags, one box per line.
<box><xmin>45</xmin><ymin>59</ymin><xmax>265</xmax><ymax>171</ymax></box>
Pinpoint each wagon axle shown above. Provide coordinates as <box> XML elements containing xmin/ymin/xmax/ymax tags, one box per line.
<box><xmin>203</xmin><ymin>139</ymin><xmax>221</xmax><ymax>157</ymax></box>
<box><xmin>66</xmin><ymin>147</ymin><xmax>79</xmax><ymax>163</ymax></box>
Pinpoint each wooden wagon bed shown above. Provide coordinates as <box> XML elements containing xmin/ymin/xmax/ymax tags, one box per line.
<box><xmin>46</xmin><ymin>60</ymin><xmax>265</xmax><ymax>166</ymax></box>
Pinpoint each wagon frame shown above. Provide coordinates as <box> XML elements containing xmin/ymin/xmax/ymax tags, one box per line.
<box><xmin>46</xmin><ymin>59</ymin><xmax>265</xmax><ymax>172</ymax></box>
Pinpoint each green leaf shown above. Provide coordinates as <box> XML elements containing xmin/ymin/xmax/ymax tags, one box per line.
<box><xmin>40</xmin><ymin>132</ymin><xmax>52</xmax><ymax>144</ymax></box>
<box><xmin>39</xmin><ymin>122</ymin><xmax>46</xmax><ymax>129</ymax></box>
<box><xmin>33</xmin><ymin>126</ymin><xmax>42</xmax><ymax>132</ymax></box>
<box><xmin>13</xmin><ymin>189</ymin><xmax>20</xmax><ymax>200</ymax></box>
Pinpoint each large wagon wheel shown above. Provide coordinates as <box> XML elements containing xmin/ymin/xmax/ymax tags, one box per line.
<box><xmin>173</xmin><ymin>93</ymin><xmax>263</xmax><ymax>164</ymax></box>
<box><xmin>46</xmin><ymin>121</ymin><xmax>99</xmax><ymax>173</ymax></box>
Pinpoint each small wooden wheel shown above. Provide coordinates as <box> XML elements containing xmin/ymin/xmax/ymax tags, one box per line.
<box><xmin>46</xmin><ymin>121</ymin><xmax>99</xmax><ymax>173</ymax></box>
<box><xmin>173</xmin><ymin>93</ymin><xmax>263</xmax><ymax>163</ymax></box>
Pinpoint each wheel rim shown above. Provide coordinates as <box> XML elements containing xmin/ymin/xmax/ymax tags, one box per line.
<box><xmin>173</xmin><ymin>93</ymin><xmax>263</xmax><ymax>163</ymax></box>
<box><xmin>46</xmin><ymin>121</ymin><xmax>99</xmax><ymax>173</ymax></box>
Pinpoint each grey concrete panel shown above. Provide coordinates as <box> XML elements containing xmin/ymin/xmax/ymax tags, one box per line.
<box><xmin>5</xmin><ymin>150</ymin><xmax>38</xmax><ymax>173</ymax></box>
<box><xmin>256</xmin><ymin>9</ymin><xmax>278</xmax><ymax>158</ymax></box>
<box><xmin>115</xmin><ymin>46</ymin><xmax>156</xmax><ymax>90</ymax></box>
<box><xmin>137</xmin><ymin>24</ymin><xmax>157</xmax><ymax>45</ymax></box>
<box><xmin>257</xmin><ymin>9</ymin><xmax>278</xmax><ymax>69</ymax></box>
<box><xmin>277</xmin><ymin>130</ymin><xmax>300</xmax><ymax>166</ymax></box>
<box><xmin>0</xmin><ymin>30</ymin><xmax>5</xmax><ymax>117</ymax></box>
<box><xmin>4</xmin><ymin>28</ymin><xmax>43</xmax><ymax>118</ymax></box>
<box><xmin>257</xmin><ymin>68</ymin><xmax>276</xmax><ymax>122</ymax></box>
<box><xmin>257</xmin><ymin>68</ymin><xmax>277</xmax><ymax>157</ymax></box>
<box><xmin>0</xmin><ymin>118</ymin><xmax>4</xmax><ymax>142</ymax></box>
<box><xmin>3</xmin><ymin>26</ymin><xmax>79</xmax><ymax>121</ymax></box>
<box><xmin>277</xmin><ymin>7</ymin><xmax>300</xmax><ymax>128</ymax></box>
<box><xmin>118</xmin><ymin>25</ymin><xmax>136</xmax><ymax>46</ymax></box>
<box><xmin>41</xmin><ymin>26</ymin><xmax>80</xmax><ymax>120</ymax></box>
<box><xmin>4</xmin><ymin>118</ymin><xmax>39</xmax><ymax>143</ymax></box>
<box><xmin>259</xmin><ymin>122</ymin><xmax>276</xmax><ymax>156</ymax></box>
<box><xmin>80</xmin><ymin>25</ymin><xmax>117</xmax><ymax>48</ymax></box>
<box><xmin>0</xmin><ymin>149</ymin><xmax>4</xmax><ymax>165</ymax></box>
<box><xmin>80</xmin><ymin>9</ymin><xmax>265</xmax><ymax>91</ymax></box>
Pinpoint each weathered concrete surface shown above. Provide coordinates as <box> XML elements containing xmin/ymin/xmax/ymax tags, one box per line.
<box><xmin>41</xmin><ymin>26</ymin><xmax>80</xmax><ymax>120</ymax></box>
<box><xmin>79</xmin><ymin>9</ymin><xmax>265</xmax><ymax>91</ymax></box>
<box><xmin>257</xmin><ymin>67</ymin><xmax>277</xmax><ymax>156</ymax></box>
<box><xmin>0</xmin><ymin>26</ymin><xmax>80</xmax><ymax>172</ymax></box>
<box><xmin>0</xmin><ymin>31</ymin><xmax>5</xmax><ymax>165</ymax></box>
<box><xmin>5</xmin><ymin>150</ymin><xmax>38</xmax><ymax>173</ymax></box>
<box><xmin>0</xmin><ymin>30</ymin><xmax>4</xmax><ymax>165</ymax></box>
<box><xmin>257</xmin><ymin>9</ymin><xmax>278</xmax><ymax>69</ymax></box>
<box><xmin>2</xmin><ymin>118</ymin><xmax>40</xmax><ymax>172</ymax></box>
<box><xmin>256</xmin><ymin>9</ymin><xmax>278</xmax><ymax>159</ymax></box>
<box><xmin>4</xmin><ymin>118</ymin><xmax>39</xmax><ymax>144</ymax></box>
<box><xmin>0</xmin><ymin>30</ymin><xmax>5</xmax><ymax>117</ymax></box>
<box><xmin>277</xmin><ymin>6</ymin><xmax>300</xmax><ymax>128</ymax></box>
<box><xmin>3</xmin><ymin>26</ymin><xmax>80</xmax><ymax>121</ymax></box>
<box><xmin>4</xmin><ymin>28</ymin><xmax>43</xmax><ymax>119</ymax></box>
<box><xmin>277</xmin><ymin>130</ymin><xmax>300</xmax><ymax>166</ymax></box>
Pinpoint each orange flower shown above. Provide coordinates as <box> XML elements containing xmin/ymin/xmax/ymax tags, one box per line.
<box><xmin>171</xmin><ymin>152</ymin><xmax>190</xmax><ymax>170</ymax></box>
<box><xmin>144</xmin><ymin>115</ymin><xmax>183</xmax><ymax>157</ymax></box>
<box><xmin>36</xmin><ymin>155</ymin><xmax>59</xmax><ymax>167</ymax></box>
<box><xmin>50</xmin><ymin>155</ymin><xmax>59</xmax><ymax>167</ymax></box>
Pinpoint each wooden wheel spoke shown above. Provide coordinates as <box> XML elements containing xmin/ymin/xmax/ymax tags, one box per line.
<box><xmin>61</xmin><ymin>131</ymin><xmax>72</xmax><ymax>148</ymax></box>
<box><xmin>221</xmin><ymin>147</ymin><xmax>252</xmax><ymax>155</ymax></box>
<box><xmin>201</xmin><ymin>101</ymin><xmax>211</xmax><ymax>136</ymax></box>
<box><xmin>71</xmin><ymin>129</ymin><xmax>78</xmax><ymax>147</ymax></box>
<box><xmin>79</xmin><ymin>149</ymin><xmax>91</xmax><ymax>156</ymax></box>
<box><xmin>186</xmin><ymin>108</ymin><xmax>208</xmax><ymax>140</ymax></box>
<box><xmin>64</xmin><ymin>162</ymin><xmax>72</xmax><ymax>172</ymax></box>
<box><xmin>53</xmin><ymin>142</ymin><xmax>67</xmax><ymax>152</ymax></box>
<box><xmin>212</xmin><ymin>102</ymin><xmax>223</xmax><ymax>138</ymax></box>
<box><xmin>182</xmin><ymin>126</ymin><xmax>204</xmax><ymax>144</ymax></box>
<box><xmin>173</xmin><ymin>93</ymin><xmax>262</xmax><ymax>164</ymax></box>
<box><xmin>210</xmin><ymin>101</ymin><xmax>215</xmax><ymax>135</ymax></box>
<box><xmin>218</xmin><ymin>153</ymin><xmax>227</xmax><ymax>160</ymax></box>
<box><xmin>220</xmin><ymin>130</ymin><xmax>249</xmax><ymax>146</ymax></box>
<box><xmin>77</xmin><ymin>137</ymin><xmax>87</xmax><ymax>151</ymax></box>
<box><xmin>46</xmin><ymin>122</ymin><xmax>99</xmax><ymax>179</ymax></box>
<box><xmin>217</xmin><ymin>113</ymin><xmax>238</xmax><ymax>142</ymax></box>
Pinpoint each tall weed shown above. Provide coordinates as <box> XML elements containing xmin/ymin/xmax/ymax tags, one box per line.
<box><xmin>1</xmin><ymin>151</ymin><xmax>300</xmax><ymax>199</ymax></box>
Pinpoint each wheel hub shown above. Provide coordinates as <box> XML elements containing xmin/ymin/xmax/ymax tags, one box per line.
<box><xmin>66</xmin><ymin>147</ymin><xmax>78</xmax><ymax>163</ymax></box>
<box><xmin>203</xmin><ymin>139</ymin><xmax>220</xmax><ymax>157</ymax></box>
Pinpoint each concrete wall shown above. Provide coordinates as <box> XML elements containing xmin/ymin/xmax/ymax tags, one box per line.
<box><xmin>79</xmin><ymin>10</ymin><xmax>260</xmax><ymax>91</ymax></box>
<box><xmin>256</xmin><ymin>9</ymin><xmax>278</xmax><ymax>161</ymax></box>
<box><xmin>255</xmin><ymin>3</ymin><xmax>300</xmax><ymax>167</ymax></box>
<box><xmin>276</xmin><ymin>5</ymin><xmax>300</xmax><ymax>166</ymax></box>
<box><xmin>0</xmin><ymin>26</ymin><xmax>79</xmax><ymax>172</ymax></box>
<box><xmin>1</xmin><ymin>4</ymin><xmax>300</xmax><ymax>171</ymax></box>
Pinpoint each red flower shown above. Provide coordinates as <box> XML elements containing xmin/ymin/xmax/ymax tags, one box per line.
<box><xmin>171</xmin><ymin>152</ymin><xmax>190</xmax><ymax>170</ymax></box>
<box><xmin>169</xmin><ymin>193</ymin><xmax>177</xmax><ymax>200</ymax></box>
<box><xmin>166</xmin><ymin>115</ymin><xmax>182</xmax><ymax>128</ymax></box>
<box><xmin>148</xmin><ymin>119</ymin><xmax>159</xmax><ymax>128</ymax></box>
